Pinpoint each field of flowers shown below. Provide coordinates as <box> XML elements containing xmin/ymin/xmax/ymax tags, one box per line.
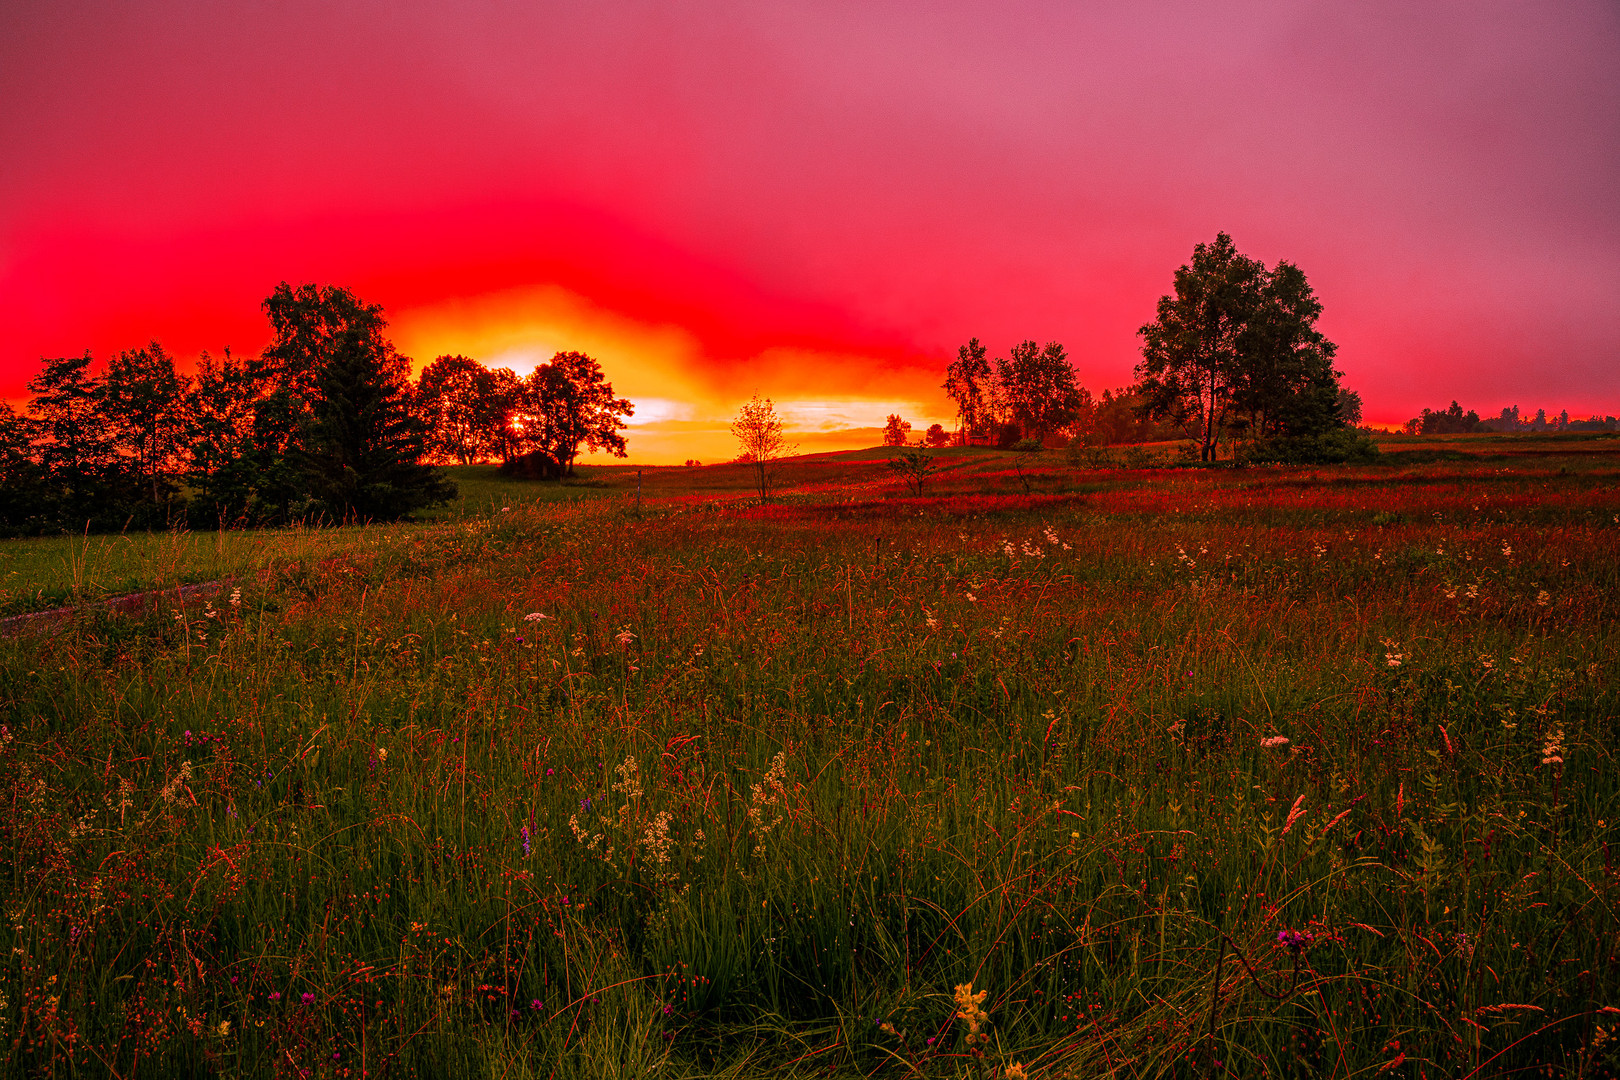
<box><xmin>1</xmin><ymin>441</ymin><xmax>1616</xmax><ymax>1078</ymax></box>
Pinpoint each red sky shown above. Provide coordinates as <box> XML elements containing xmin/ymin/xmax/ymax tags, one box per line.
<box><xmin>3</xmin><ymin>1</ymin><xmax>1617</xmax><ymax>462</ymax></box>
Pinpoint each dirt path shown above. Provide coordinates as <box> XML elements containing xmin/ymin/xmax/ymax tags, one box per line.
<box><xmin>0</xmin><ymin>579</ymin><xmax>231</xmax><ymax>638</ymax></box>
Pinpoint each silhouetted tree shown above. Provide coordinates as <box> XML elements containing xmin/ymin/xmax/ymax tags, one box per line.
<box><xmin>1228</xmin><ymin>261</ymin><xmax>1341</xmax><ymax>446</ymax></box>
<box><xmin>416</xmin><ymin>354</ymin><xmax>502</xmax><ymax>463</ymax></box>
<box><xmin>261</xmin><ymin>282</ymin><xmax>453</xmax><ymax>520</ymax></box>
<box><xmin>185</xmin><ymin>348</ymin><xmax>281</xmax><ymax>524</ymax></box>
<box><xmin>924</xmin><ymin>423</ymin><xmax>951</xmax><ymax>447</ymax></box>
<box><xmin>888</xmin><ymin>445</ymin><xmax>936</xmax><ymax>496</ymax></box>
<box><xmin>882</xmin><ymin>414</ymin><xmax>912</xmax><ymax>446</ymax></box>
<box><xmin>1136</xmin><ymin>233</ymin><xmax>1261</xmax><ymax>462</ymax></box>
<box><xmin>996</xmin><ymin>340</ymin><xmax>1084</xmax><ymax>444</ymax></box>
<box><xmin>27</xmin><ymin>353</ymin><xmax>133</xmax><ymax>526</ymax></box>
<box><xmin>521</xmin><ymin>352</ymin><xmax>634</xmax><ymax>476</ymax></box>
<box><xmin>0</xmin><ymin>402</ymin><xmax>46</xmax><ymax>533</ymax></box>
<box><xmin>101</xmin><ymin>341</ymin><xmax>189</xmax><ymax>508</ymax></box>
<box><xmin>943</xmin><ymin>338</ymin><xmax>993</xmax><ymax>443</ymax></box>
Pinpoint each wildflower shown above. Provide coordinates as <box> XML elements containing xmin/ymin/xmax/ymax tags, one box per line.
<box><xmin>524</xmin><ymin>612</ymin><xmax>548</xmax><ymax>622</ymax></box>
<box><xmin>612</xmin><ymin>756</ymin><xmax>644</xmax><ymax>801</ymax></box>
<box><xmin>531</xmin><ymin>998</ymin><xmax>544</xmax><ymax>1010</ymax></box>
<box><xmin>212</xmin><ymin>1018</ymin><xmax>232</xmax><ymax>1037</ymax></box>
<box><xmin>615</xmin><ymin>630</ymin><xmax>636</xmax><ymax>649</ymax></box>
<box><xmin>301</xmin><ymin>992</ymin><xmax>315</xmax><ymax>1004</ymax></box>
<box><xmin>1260</xmin><ymin>735</ymin><xmax>1290</xmax><ymax>749</ymax></box>
<box><xmin>270</xmin><ymin>992</ymin><xmax>281</xmax><ymax>1002</ymax></box>
<box><xmin>229</xmin><ymin>587</ymin><xmax>242</xmax><ymax>608</ymax></box>
<box><xmin>953</xmin><ymin>982</ymin><xmax>991</xmax><ymax>1045</ymax></box>
<box><xmin>1004</xmin><ymin>1064</ymin><xmax>1028</xmax><ymax>1080</ymax></box>
<box><xmin>376</xmin><ymin>746</ymin><xmax>388</xmax><ymax>762</ymax></box>
<box><xmin>640</xmin><ymin>811</ymin><xmax>676</xmax><ymax>867</ymax></box>
<box><xmin>521</xmin><ymin>824</ymin><xmax>531</xmax><ymax>858</ymax></box>
<box><xmin>1276</xmin><ymin>929</ymin><xmax>1314</xmax><ymax>954</ymax></box>
<box><xmin>748</xmin><ymin>752</ymin><xmax>789</xmax><ymax>853</ymax></box>
<box><xmin>1541</xmin><ymin>728</ymin><xmax>1564</xmax><ymax>766</ymax></box>
<box><xmin>1535</xmin><ymin>589</ymin><xmax>1551</xmax><ymax>607</ymax></box>
<box><xmin>158</xmin><ymin>761</ymin><xmax>194</xmax><ymax>804</ymax></box>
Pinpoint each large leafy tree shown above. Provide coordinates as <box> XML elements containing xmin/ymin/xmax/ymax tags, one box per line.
<box><xmin>1136</xmin><ymin>232</ymin><xmax>1347</xmax><ymax>462</ymax></box>
<box><xmin>261</xmin><ymin>282</ymin><xmax>454</xmax><ymax>520</ymax></box>
<box><xmin>522</xmin><ymin>351</ymin><xmax>634</xmax><ymax>476</ymax></box>
<box><xmin>1135</xmin><ymin>233</ymin><xmax>1263</xmax><ymax>462</ymax></box>
<box><xmin>1229</xmin><ymin>261</ymin><xmax>1341</xmax><ymax>444</ymax></box>
<box><xmin>943</xmin><ymin>338</ymin><xmax>993</xmax><ymax>443</ymax></box>
<box><xmin>416</xmin><ymin>354</ymin><xmax>503</xmax><ymax>464</ymax></box>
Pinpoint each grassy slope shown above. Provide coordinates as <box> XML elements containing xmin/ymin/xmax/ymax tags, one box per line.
<box><xmin>0</xmin><ymin>441</ymin><xmax>1617</xmax><ymax>1077</ymax></box>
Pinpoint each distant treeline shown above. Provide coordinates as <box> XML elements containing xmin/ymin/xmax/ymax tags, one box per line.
<box><xmin>1404</xmin><ymin>402</ymin><xmax>1619</xmax><ymax>436</ymax></box>
<box><xmin>0</xmin><ymin>283</ymin><xmax>632</xmax><ymax>536</ymax></box>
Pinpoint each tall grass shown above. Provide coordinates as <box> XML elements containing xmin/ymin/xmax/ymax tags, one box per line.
<box><xmin>1</xmin><ymin>460</ymin><xmax>1616</xmax><ymax>1077</ymax></box>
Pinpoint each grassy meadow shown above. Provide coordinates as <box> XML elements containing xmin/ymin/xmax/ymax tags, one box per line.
<box><xmin>1</xmin><ymin>435</ymin><xmax>1617</xmax><ymax>1078</ymax></box>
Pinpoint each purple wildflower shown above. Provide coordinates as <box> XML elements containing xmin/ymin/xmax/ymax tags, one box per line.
<box><xmin>1276</xmin><ymin>929</ymin><xmax>1314</xmax><ymax>954</ymax></box>
<box><xmin>521</xmin><ymin>824</ymin><xmax>531</xmax><ymax>858</ymax></box>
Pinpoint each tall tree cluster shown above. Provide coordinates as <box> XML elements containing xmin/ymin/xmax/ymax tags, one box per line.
<box><xmin>0</xmin><ymin>282</ymin><xmax>633</xmax><ymax>536</ymax></box>
<box><xmin>416</xmin><ymin>350</ymin><xmax>633</xmax><ymax>477</ymax></box>
<box><xmin>943</xmin><ymin>338</ymin><xmax>1089</xmax><ymax>446</ymax></box>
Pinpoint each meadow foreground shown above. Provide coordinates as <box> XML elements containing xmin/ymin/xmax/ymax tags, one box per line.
<box><xmin>1</xmin><ymin>443</ymin><xmax>1617</xmax><ymax>1078</ymax></box>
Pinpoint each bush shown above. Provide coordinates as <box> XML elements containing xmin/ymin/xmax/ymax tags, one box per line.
<box><xmin>1245</xmin><ymin>428</ymin><xmax>1381</xmax><ymax>465</ymax></box>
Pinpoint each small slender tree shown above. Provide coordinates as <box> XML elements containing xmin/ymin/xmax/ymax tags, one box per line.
<box><xmin>888</xmin><ymin>445</ymin><xmax>936</xmax><ymax>496</ymax></box>
<box><xmin>731</xmin><ymin>393</ymin><xmax>791</xmax><ymax>501</ymax></box>
<box><xmin>882</xmin><ymin>414</ymin><xmax>912</xmax><ymax>446</ymax></box>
